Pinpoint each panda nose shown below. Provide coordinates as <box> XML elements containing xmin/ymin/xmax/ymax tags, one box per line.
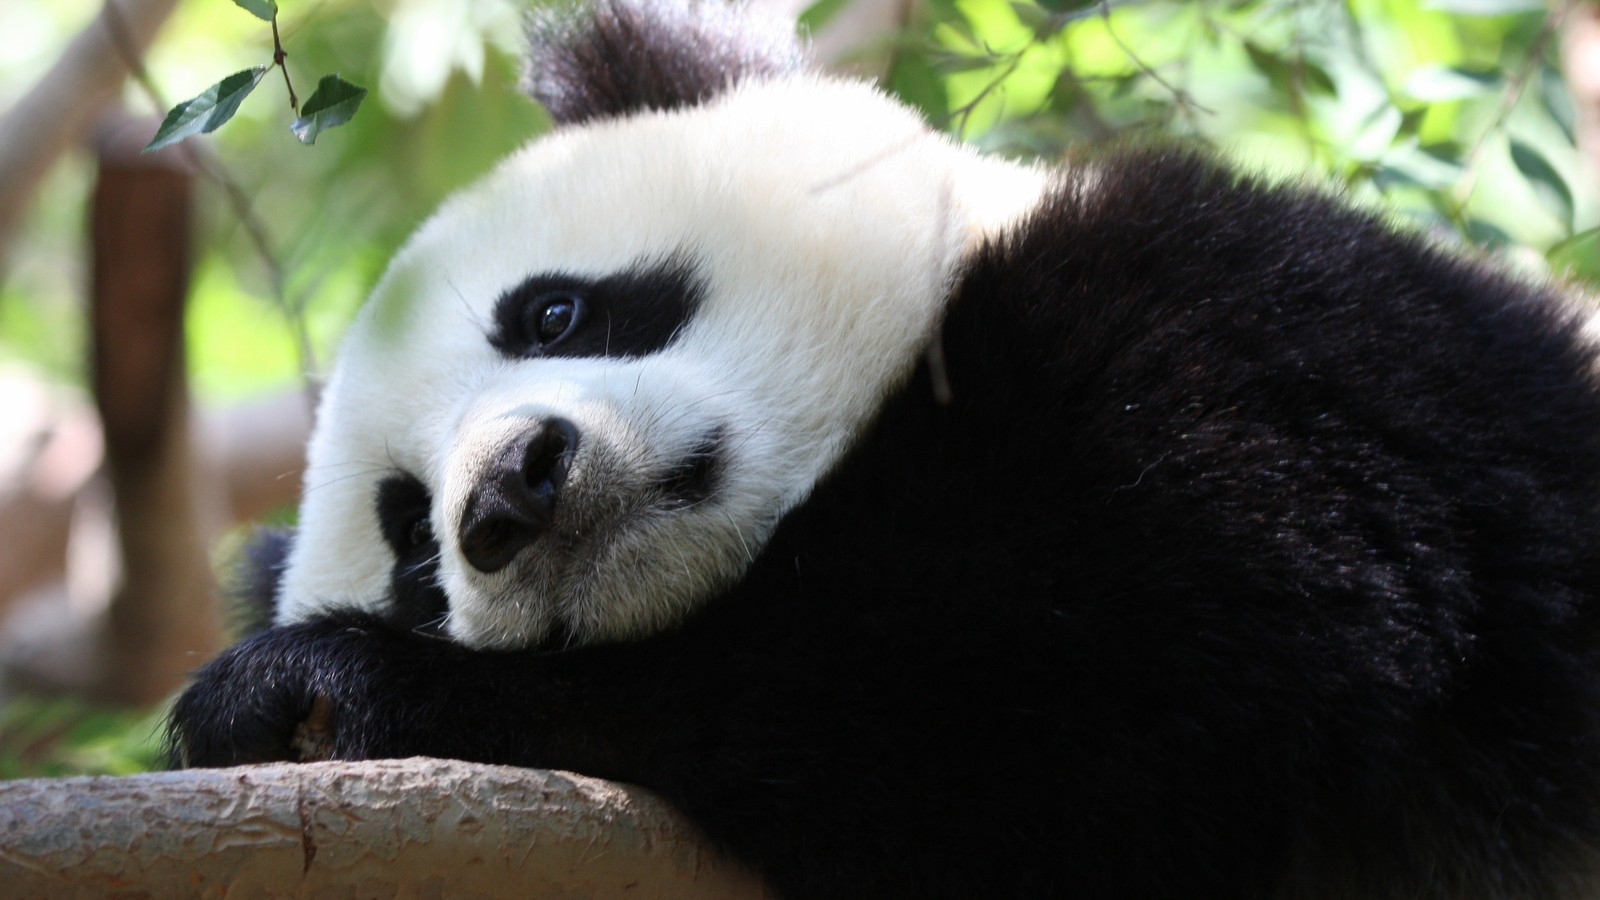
<box><xmin>458</xmin><ymin>418</ymin><xmax>580</xmax><ymax>574</ymax></box>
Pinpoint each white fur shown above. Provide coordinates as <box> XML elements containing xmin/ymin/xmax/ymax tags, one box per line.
<box><xmin>276</xmin><ymin>74</ymin><xmax>1050</xmax><ymax>649</ymax></box>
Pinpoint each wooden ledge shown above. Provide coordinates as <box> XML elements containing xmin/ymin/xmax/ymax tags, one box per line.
<box><xmin>0</xmin><ymin>758</ymin><xmax>770</xmax><ymax>898</ymax></box>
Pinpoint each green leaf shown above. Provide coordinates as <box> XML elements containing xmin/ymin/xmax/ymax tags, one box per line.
<box><xmin>1402</xmin><ymin>66</ymin><xmax>1500</xmax><ymax>102</ymax></box>
<box><xmin>1541</xmin><ymin>67</ymin><xmax>1578</xmax><ymax>144</ymax></box>
<box><xmin>1396</xmin><ymin>107</ymin><xmax>1428</xmax><ymax>141</ymax></box>
<box><xmin>232</xmin><ymin>0</ymin><xmax>278</xmax><ymax>21</ymax></box>
<box><xmin>1243</xmin><ymin>42</ymin><xmax>1331</xmax><ymax>97</ymax></box>
<box><xmin>1464</xmin><ymin>218</ymin><xmax>1513</xmax><ymax>249</ymax></box>
<box><xmin>1548</xmin><ymin>226</ymin><xmax>1600</xmax><ymax>287</ymax></box>
<box><xmin>1301</xmin><ymin>61</ymin><xmax>1337</xmax><ymax>97</ymax></box>
<box><xmin>1243</xmin><ymin>41</ymin><xmax>1290</xmax><ymax>91</ymax></box>
<box><xmin>1509</xmin><ymin>139</ymin><xmax>1574</xmax><ymax>230</ymax></box>
<box><xmin>892</xmin><ymin>49</ymin><xmax>950</xmax><ymax>124</ymax></box>
<box><xmin>798</xmin><ymin>0</ymin><xmax>851</xmax><ymax>32</ymax></box>
<box><xmin>1009</xmin><ymin>2</ymin><xmax>1057</xmax><ymax>37</ymax></box>
<box><xmin>142</xmin><ymin>66</ymin><xmax>269</xmax><ymax>154</ymax></box>
<box><xmin>1424</xmin><ymin>0</ymin><xmax>1545</xmax><ymax>15</ymax></box>
<box><xmin>290</xmin><ymin>74</ymin><xmax>369</xmax><ymax>145</ymax></box>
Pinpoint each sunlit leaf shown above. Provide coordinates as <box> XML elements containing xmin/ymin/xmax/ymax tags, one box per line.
<box><xmin>1424</xmin><ymin>0</ymin><xmax>1545</xmax><ymax>15</ymax></box>
<box><xmin>1464</xmin><ymin>219</ymin><xmax>1514</xmax><ymax>249</ymax></box>
<box><xmin>290</xmin><ymin>75</ymin><xmax>369</xmax><ymax>145</ymax></box>
<box><xmin>934</xmin><ymin>4</ymin><xmax>981</xmax><ymax>50</ymax></box>
<box><xmin>1302</xmin><ymin>62</ymin><xmax>1337</xmax><ymax>97</ymax></box>
<box><xmin>1402</xmin><ymin>66</ymin><xmax>1499</xmax><ymax>102</ymax></box>
<box><xmin>1509</xmin><ymin>140</ymin><xmax>1574</xmax><ymax>230</ymax></box>
<box><xmin>1244</xmin><ymin>41</ymin><xmax>1291</xmax><ymax>92</ymax></box>
<box><xmin>890</xmin><ymin>45</ymin><xmax>950</xmax><ymax>124</ymax></box>
<box><xmin>1541</xmin><ymin>67</ymin><xmax>1578</xmax><ymax>144</ymax></box>
<box><xmin>142</xmin><ymin>66</ymin><xmax>269</xmax><ymax>154</ymax></box>
<box><xmin>1396</xmin><ymin>107</ymin><xmax>1428</xmax><ymax>140</ymax></box>
<box><xmin>231</xmin><ymin>0</ymin><xmax>278</xmax><ymax>22</ymax></box>
<box><xmin>1377</xmin><ymin>143</ymin><xmax>1466</xmax><ymax>190</ymax></box>
<box><xmin>798</xmin><ymin>0</ymin><xmax>851</xmax><ymax>32</ymax></box>
<box><xmin>1242</xmin><ymin>42</ymin><xmax>1333</xmax><ymax>98</ymax></box>
<box><xmin>1009</xmin><ymin>2</ymin><xmax>1062</xmax><ymax>38</ymax></box>
<box><xmin>1548</xmin><ymin>227</ymin><xmax>1600</xmax><ymax>286</ymax></box>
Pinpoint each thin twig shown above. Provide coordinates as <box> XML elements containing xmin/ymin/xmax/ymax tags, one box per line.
<box><xmin>1096</xmin><ymin>0</ymin><xmax>1212</xmax><ymax>119</ymax></box>
<box><xmin>938</xmin><ymin>0</ymin><xmax>1208</xmax><ymax>142</ymax></box>
<box><xmin>945</xmin><ymin>43</ymin><xmax>1029</xmax><ymax>139</ymax></box>
<box><xmin>1057</xmin><ymin>64</ymin><xmax>1115</xmax><ymax>141</ymax></box>
<box><xmin>271</xmin><ymin>14</ymin><xmax>299</xmax><ymax>113</ymax></box>
<box><xmin>1450</xmin><ymin>0</ymin><xmax>1574</xmax><ymax>224</ymax></box>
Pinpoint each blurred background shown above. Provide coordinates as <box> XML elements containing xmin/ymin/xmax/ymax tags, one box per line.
<box><xmin>0</xmin><ymin>0</ymin><xmax>1595</xmax><ymax>777</ymax></box>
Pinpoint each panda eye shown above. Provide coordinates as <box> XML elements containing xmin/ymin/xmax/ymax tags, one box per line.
<box><xmin>404</xmin><ymin>514</ymin><xmax>434</xmax><ymax>555</ymax></box>
<box><xmin>525</xmin><ymin>293</ymin><xmax>583</xmax><ymax>346</ymax></box>
<box><xmin>376</xmin><ymin>474</ymin><xmax>436</xmax><ymax>561</ymax></box>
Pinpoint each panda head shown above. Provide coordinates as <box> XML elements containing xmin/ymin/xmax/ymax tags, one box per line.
<box><xmin>273</xmin><ymin>0</ymin><xmax>1049</xmax><ymax>650</ymax></box>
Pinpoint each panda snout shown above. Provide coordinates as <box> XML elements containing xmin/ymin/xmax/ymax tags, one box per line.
<box><xmin>458</xmin><ymin>418</ymin><xmax>580</xmax><ymax>574</ymax></box>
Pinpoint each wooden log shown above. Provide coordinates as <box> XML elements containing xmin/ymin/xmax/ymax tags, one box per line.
<box><xmin>0</xmin><ymin>759</ymin><xmax>771</xmax><ymax>899</ymax></box>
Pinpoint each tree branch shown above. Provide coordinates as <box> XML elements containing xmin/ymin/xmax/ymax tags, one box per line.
<box><xmin>0</xmin><ymin>759</ymin><xmax>771</xmax><ymax>898</ymax></box>
<box><xmin>0</xmin><ymin>0</ymin><xmax>182</xmax><ymax>268</ymax></box>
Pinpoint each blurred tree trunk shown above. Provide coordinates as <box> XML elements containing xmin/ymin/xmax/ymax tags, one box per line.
<box><xmin>85</xmin><ymin>114</ymin><xmax>221</xmax><ymax>704</ymax></box>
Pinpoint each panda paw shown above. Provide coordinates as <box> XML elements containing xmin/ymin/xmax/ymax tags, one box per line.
<box><xmin>167</xmin><ymin>613</ymin><xmax>397</xmax><ymax>769</ymax></box>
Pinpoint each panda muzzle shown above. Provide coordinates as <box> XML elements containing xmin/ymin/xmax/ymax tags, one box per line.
<box><xmin>458</xmin><ymin>418</ymin><xmax>580</xmax><ymax>573</ymax></box>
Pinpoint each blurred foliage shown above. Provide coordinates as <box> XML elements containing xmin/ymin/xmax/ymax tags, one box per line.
<box><xmin>0</xmin><ymin>696</ymin><xmax>166</xmax><ymax>778</ymax></box>
<box><xmin>0</xmin><ymin>0</ymin><xmax>544</xmax><ymax>401</ymax></box>
<box><xmin>0</xmin><ymin>0</ymin><xmax>1593</xmax><ymax>774</ymax></box>
<box><xmin>0</xmin><ymin>0</ymin><xmax>1591</xmax><ymax>402</ymax></box>
<box><xmin>869</xmin><ymin>0</ymin><xmax>1592</xmax><ymax>258</ymax></box>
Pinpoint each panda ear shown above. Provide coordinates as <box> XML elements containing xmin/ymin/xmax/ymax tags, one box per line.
<box><xmin>524</xmin><ymin>0</ymin><xmax>809</xmax><ymax>126</ymax></box>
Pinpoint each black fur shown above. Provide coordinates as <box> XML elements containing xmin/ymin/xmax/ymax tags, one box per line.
<box><xmin>373</xmin><ymin>474</ymin><xmax>448</xmax><ymax>633</ymax></box>
<box><xmin>220</xmin><ymin>526</ymin><xmax>295</xmax><ymax>637</ymax></box>
<box><xmin>524</xmin><ymin>0</ymin><xmax>806</xmax><ymax>125</ymax></box>
<box><xmin>172</xmin><ymin>147</ymin><xmax>1600</xmax><ymax>897</ymax></box>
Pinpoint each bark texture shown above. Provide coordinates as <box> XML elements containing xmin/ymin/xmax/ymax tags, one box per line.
<box><xmin>0</xmin><ymin>758</ymin><xmax>771</xmax><ymax>899</ymax></box>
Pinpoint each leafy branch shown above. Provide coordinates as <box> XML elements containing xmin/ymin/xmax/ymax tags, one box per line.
<box><xmin>1449</xmin><ymin>0</ymin><xmax>1572</xmax><ymax>228</ymax></box>
<box><xmin>103</xmin><ymin>0</ymin><xmax>318</xmax><ymax>386</ymax></box>
<box><xmin>142</xmin><ymin>0</ymin><xmax>366</xmax><ymax>153</ymax></box>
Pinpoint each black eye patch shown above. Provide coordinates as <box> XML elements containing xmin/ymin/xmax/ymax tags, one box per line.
<box><xmin>374</xmin><ymin>474</ymin><xmax>447</xmax><ymax>634</ymax></box>
<box><xmin>489</xmin><ymin>255</ymin><xmax>703</xmax><ymax>360</ymax></box>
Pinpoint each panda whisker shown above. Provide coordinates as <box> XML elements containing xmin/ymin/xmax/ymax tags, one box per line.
<box><xmin>410</xmin><ymin>614</ymin><xmax>453</xmax><ymax>639</ymax></box>
<box><xmin>301</xmin><ymin>458</ymin><xmax>395</xmax><ymax>472</ymax></box>
<box><xmin>445</xmin><ymin>276</ymin><xmax>491</xmax><ymax>337</ymax></box>
<box><xmin>398</xmin><ymin>548</ymin><xmax>444</xmax><ymax>580</ymax></box>
<box><xmin>299</xmin><ymin>465</ymin><xmax>401</xmax><ymax>497</ymax></box>
<box><xmin>721</xmin><ymin>510</ymin><xmax>755</xmax><ymax>564</ymax></box>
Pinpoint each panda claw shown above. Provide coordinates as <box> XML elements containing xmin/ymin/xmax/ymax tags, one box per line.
<box><xmin>290</xmin><ymin>694</ymin><xmax>337</xmax><ymax>762</ymax></box>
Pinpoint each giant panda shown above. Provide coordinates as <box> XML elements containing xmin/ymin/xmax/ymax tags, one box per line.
<box><xmin>169</xmin><ymin>1</ymin><xmax>1600</xmax><ymax>897</ymax></box>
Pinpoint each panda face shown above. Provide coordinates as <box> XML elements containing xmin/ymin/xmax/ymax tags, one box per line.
<box><xmin>275</xmin><ymin>75</ymin><xmax>1049</xmax><ymax>649</ymax></box>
